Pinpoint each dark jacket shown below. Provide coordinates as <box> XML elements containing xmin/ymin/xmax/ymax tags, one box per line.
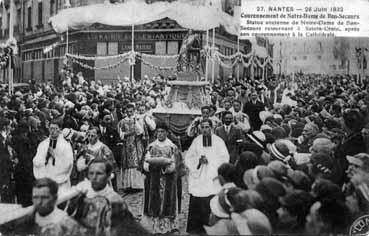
<box><xmin>215</xmin><ymin>124</ymin><xmax>245</xmax><ymax>163</ymax></box>
<box><xmin>100</xmin><ymin>125</ymin><xmax>121</xmax><ymax>166</ymax></box>
<box><xmin>243</xmin><ymin>100</ymin><xmax>265</xmax><ymax>131</ymax></box>
<box><xmin>0</xmin><ymin>135</ymin><xmax>13</xmax><ymax>203</ymax></box>
<box><xmin>335</xmin><ymin>131</ymin><xmax>366</xmax><ymax>186</ymax></box>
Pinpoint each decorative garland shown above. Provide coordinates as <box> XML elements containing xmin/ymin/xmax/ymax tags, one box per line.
<box><xmin>23</xmin><ymin>56</ymin><xmax>65</xmax><ymax>63</ymax></box>
<box><xmin>65</xmin><ymin>46</ymin><xmax>272</xmax><ymax>71</ymax></box>
<box><xmin>253</xmin><ymin>56</ymin><xmax>272</xmax><ymax>68</ymax></box>
<box><xmin>241</xmin><ymin>56</ymin><xmax>253</xmax><ymax>67</ymax></box>
<box><xmin>140</xmin><ymin>58</ymin><xmax>177</xmax><ymax>71</ymax></box>
<box><xmin>43</xmin><ymin>41</ymin><xmax>61</xmax><ymax>54</ymax></box>
<box><xmin>214</xmin><ymin>53</ymin><xmax>239</xmax><ymax>69</ymax></box>
<box><xmin>65</xmin><ymin>52</ymin><xmax>131</xmax><ymax>60</ymax></box>
<box><xmin>68</xmin><ymin>55</ymin><xmax>129</xmax><ymax>70</ymax></box>
<box><xmin>138</xmin><ymin>52</ymin><xmax>179</xmax><ymax>60</ymax></box>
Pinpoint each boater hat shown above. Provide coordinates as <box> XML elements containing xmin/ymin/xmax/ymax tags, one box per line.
<box><xmin>210</xmin><ymin>188</ymin><xmax>233</xmax><ymax>218</ymax></box>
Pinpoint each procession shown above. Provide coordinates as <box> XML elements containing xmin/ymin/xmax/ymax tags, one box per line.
<box><xmin>0</xmin><ymin>0</ymin><xmax>368</xmax><ymax>235</ymax></box>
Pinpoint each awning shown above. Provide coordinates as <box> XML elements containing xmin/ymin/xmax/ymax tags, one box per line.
<box><xmin>48</xmin><ymin>1</ymin><xmax>239</xmax><ymax>35</ymax></box>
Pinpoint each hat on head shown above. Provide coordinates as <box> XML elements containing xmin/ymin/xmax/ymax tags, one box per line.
<box><xmin>260</xmin><ymin>124</ymin><xmax>272</xmax><ymax>132</ymax></box>
<box><xmin>259</xmin><ymin>111</ymin><xmax>273</xmax><ymax>124</ymax></box>
<box><xmin>269</xmin><ymin>141</ymin><xmax>291</xmax><ymax>162</ymax></box>
<box><xmin>62</xmin><ymin>128</ymin><xmax>74</xmax><ymax>141</ymax></box>
<box><xmin>279</xmin><ymin>139</ymin><xmax>297</xmax><ymax>154</ymax></box>
<box><xmin>204</xmin><ymin>219</ymin><xmax>239</xmax><ymax>235</ymax></box>
<box><xmin>210</xmin><ymin>188</ymin><xmax>233</xmax><ymax>218</ymax></box>
<box><xmin>236</xmin><ymin>209</ymin><xmax>272</xmax><ymax>235</ymax></box>
<box><xmin>279</xmin><ymin>190</ymin><xmax>314</xmax><ymax>219</ymax></box>
<box><xmin>268</xmin><ymin>160</ymin><xmax>289</xmax><ymax>181</ymax></box>
<box><xmin>240</xmin><ymin>142</ymin><xmax>263</xmax><ymax>158</ymax></box>
<box><xmin>286</xmin><ymin>169</ymin><xmax>312</xmax><ymax>192</ymax></box>
<box><xmin>255</xmin><ymin>177</ymin><xmax>286</xmax><ymax>199</ymax></box>
<box><xmin>156</xmin><ymin>121</ymin><xmax>169</xmax><ymax>131</ymax></box>
<box><xmin>346</xmin><ymin>153</ymin><xmax>369</xmax><ymax>171</ymax></box>
<box><xmin>238</xmin><ymin>151</ymin><xmax>261</xmax><ymax>171</ymax></box>
<box><xmin>271</xmin><ymin>127</ymin><xmax>287</xmax><ymax>139</ymax></box>
<box><xmin>264</xmin><ymin>116</ymin><xmax>278</xmax><ymax>127</ymax></box>
<box><xmin>311</xmin><ymin>138</ymin><xmax>335</xmax><ymax>154</ymax></box>
<box><xmin>247</xmin><ymin>131</ymin><xmax>266</xmax><ymax>149</ymax></box>
<box><xmin>243</xmin><ymin>165</ymin><xmax>274</xmax><ymax>189</ymax></box>
<box><xmin>14</xmin><ymin>91</ymin><xmax>23</xmax><ymax>97</ymax></box>
<box><xmin>273</xmin><ymin>114</ymin><xmax>283</xmax><ymax>124</ymax></box>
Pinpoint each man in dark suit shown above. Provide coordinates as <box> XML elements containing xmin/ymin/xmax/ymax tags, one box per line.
<box><xmin>243</xmin><ymin>90</ymin><xmax>265</xmax><ymax>131</ymax></box>
<box><xmin>259</xmin><ymin>87</ymin><xmax>273</xmax><ymax>110</ymax></box>
<box><xmin>99</xmin><ymin>115</ymin><xmax>121</xmax><ymax>167</ymax></box>
<box><xmin>215</xmin><ymin>111</ymin><xmax>245</xmax><ymax>163</ymax></box>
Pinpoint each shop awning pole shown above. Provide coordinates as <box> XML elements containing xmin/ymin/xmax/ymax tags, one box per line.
<box><xmin>131</xmin><ymin>23</ymin><xmax>134</xmax><ymax>86</ymax></box>
<box><xmin>237</xmin><ymin>36</ymin><xmax>240</xmax><ymax>82</ymax></box>
<box><xmin>8</xmin><ymin>0</ymin><xmax>14</xmax><ymax>95</ymax></box>
<box><xmin>66</xmin><ymin>30</ymin><xmax>69</xmax><ymax>54</ymax></box>
<box><xmin>211</xmin><ymin>28</ymin><xmax>215</xmax><ymax>84</ymax></box>
<box><xmin>205</xmin><ymin>30</ymin><xmax>209</xmax><ymax>82</ymax></box>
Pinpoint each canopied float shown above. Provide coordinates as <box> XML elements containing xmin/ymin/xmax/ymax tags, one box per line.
<box><xmin>48</xmin><ymin>0</ymin><xmax>237</xmax><ymax>147</ymax></box>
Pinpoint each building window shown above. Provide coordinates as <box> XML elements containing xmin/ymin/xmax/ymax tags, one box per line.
<box><xmin>167</xmin><ymin>41</ymin><xmax>178</xmax><ymax>55</ymax></box>
<box><xmin>97</xmin><ymin>42</ymin><xmax>107</xmax><ymax>55</ymax></box>
<box><xmin>155</xmin><ymin>41</ymin><xmax>166</xmax><ymax>55</ymax></box>
<box><xmin>108</xmin><ymin>42</ymin><xmax>118</xmax><ymax>55</ymax></box>
<box><xmin>317</xmin><ymin>55</ymin><xmax>322</xmax><ymax>60</ymax></box>
<box><xmin>27</xmin><ymin>7</ymin><xmax>32</xmax><ymax>30</ymax></box>
<box><xmin>293</xmin><ymin>56</ymin><xmax>297</xmax><ymax>61</ymax></box>
<box><xmin>303</xmin><ymin>55</ymin><xmax>307</xmax><ymax>60</ymax></box>
<box><xmin>38</xmin><ymin>2</ymin><xmax>43</xmax><ymax>27</ymax></box>
<box><xmin>50</xmin><ymin>0</ymin><xmax>55</xmax><ymax>16</ymax></box>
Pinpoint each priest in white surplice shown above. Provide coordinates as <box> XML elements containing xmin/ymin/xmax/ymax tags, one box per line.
<box><xmin>33</xmin><ymin>120</ymin><xmax>74</xmax><ymax>194</ymax></box>
<box><xmin>185</xmin><ymin>119</ymin><xmax>229</xmax><ymax>234</ymax></box>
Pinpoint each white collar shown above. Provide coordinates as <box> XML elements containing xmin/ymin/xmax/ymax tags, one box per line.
<box><xmin>35</xmin><ymin>207</ymin><xmax>67</xmax><ymax>227</ymax></box>
<box><xmin>152</xmin><ymin>138</ymin><xmax>174</xmax><ymax>148</ymax></box>
<box><xmin>85</xmin><ymin>182</ymin><xmax>115</xmax><ymax>199</ymax></box>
